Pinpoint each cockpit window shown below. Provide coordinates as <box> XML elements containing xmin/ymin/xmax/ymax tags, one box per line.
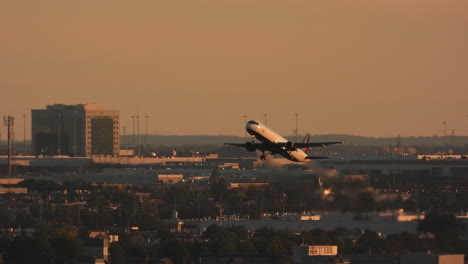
<box><xmin>247</xmin><ymin>120</ymin><xmax>259</xmax><ymax>125</ymax></box>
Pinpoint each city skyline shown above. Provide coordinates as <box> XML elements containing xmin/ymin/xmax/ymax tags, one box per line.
<box><xmin>1</xmin><ymin>0</ymin><xmax>467</xmax><ymax>137</ymax></box>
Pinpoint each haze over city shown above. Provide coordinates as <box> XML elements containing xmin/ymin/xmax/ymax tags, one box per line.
<box><xmin>2</xmin><ymin>2</ymin><xmax>468</xmax><ymax>263</ymax></box>
<box><xmin>1</xmin><ymin>0</ymin><xmax>467</xmax><ymax>137</ymax></box>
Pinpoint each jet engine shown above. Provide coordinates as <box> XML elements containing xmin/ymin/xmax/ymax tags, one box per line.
<box><xmin>246</xmin><ymin>142</ymin><xmax>256</xmax><ymax>152</ymax></box>
<box><xmin>285</xmin><ymin>141</ymin><xmax>295</xmax><ymax>150</ymax></box>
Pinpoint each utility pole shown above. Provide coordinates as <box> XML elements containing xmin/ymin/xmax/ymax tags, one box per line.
<box><xmin>57</xmin><ymin>111</ymin><xmax>62</xmax><ymax>155</ymax></box>
<box><xmin>243</xmin><ymin>115</ymin><xmax>248</xmax><ymax>140</ymax></box>
<box><xmin>264</xmin><ymin>113</ymin><xmax>267</xmax><ymax>125</ymax></box>
<box><xmin>442</xmin><ymin>121</ymin><xmax>447</xmax><ymax>153</ymax></box>
<box><xmin>131</xmin><ymin>116</ymin><xmax>135</xmax><ymax>147</ymax></box>
<box><xmin>294</xmin><ymin>113</ymin><xmax>299</xmax><ymax>142</ymax></box>
<box><xmin>122</xmin><ymin>126</ymin><xmax>127</xmax><ymax>149</ymax></box>
<box><xmin>39</xmin><ymin>200</ymin><xmax>44</xmax><ymax>222</ymax></box>
<box><xmin>145</xmin><ymin>115</ymin><xmax>149</xmax><ymax>155</ymax></box>
<box><xmin>281</xmin><ymin>193</ymin><xmax>286</xmax><ymax>214</ymax></box>
<box><xmin>261</xmin><ymin>189</ymin><xmax>264</xmax><ymax>213</ymax></box>
<box><xmin>394</xmin><ymin>135</ymin><xmax>402</xmax><ymax>188</ymax></box>
<box><xmin>22</xmin><ymin>114</ymin><xmax>26</xmax><ymax>155</ymax></box>
<box><xmin>73</xmin><ymin>111</ymin><xmax>77</xmax><ymax>156</ymax></box>
<box><xmin>219</xmin><ymin>193</ymin><xmax>223</xmax><ymax>225</ymax></box>
<box><xmin>137</xmin><ymin>115</ymin><xmax>140</xmax><ymax>157</ymax></box>
<box><xmin>3</xmin><ymin>116</ymin><xmax>14</xmax><ymax>177</ymax></box>
<box><xmin>197</xmin><ymin>191</ymin><xmax>200</xmax><ymax>219</ymax></box>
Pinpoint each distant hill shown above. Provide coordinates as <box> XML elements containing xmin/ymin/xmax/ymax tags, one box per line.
<box><xmin>122</xmin><ymin>134</ymin><xmax>468</xmax><ymax>147</ymax></box>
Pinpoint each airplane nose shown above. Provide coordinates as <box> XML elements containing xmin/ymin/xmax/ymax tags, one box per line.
<box><xmin>246</xmin><ymin>123</ymin><xmax>258</xmax><ymax>131</ymax></box>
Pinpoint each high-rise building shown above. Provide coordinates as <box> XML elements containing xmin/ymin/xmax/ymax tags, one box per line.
<box><xmin>31</xmin><ymin>104</ymin><xmax>119</xmax><ymax>157</ymax></box>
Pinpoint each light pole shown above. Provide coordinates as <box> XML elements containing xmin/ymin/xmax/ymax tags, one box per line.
<box><xmin>131</xmin><ymin>116</ymin><xmax>135</xmax><ymax>148</ymax></box>
<box><xmin>22</xmin><ymin>114</ymin><xmax>26</xmax><ymax>155</ymax></box>
<box><xmin>264</xmin><ymin>114</ymin><xmax>267</xmax><ymax>125</ymax></box>
<box><xmin>57</xmin><ymin>111</ymin><xmax>62</xmax><ymax>156</ymax></box>
<box><xmin>137</xmin><ymin>115</ymin><xmax>140</xmax><ymax>157</ymax></box>
<box><xmin>73</xmin><ymin>111</ymin><xmax>77</xmax><ymax>156</ymax></box>
<box><xmin>243</xmin><ymin>115</ymin><xmax>248</xmax><ymax>140</ymax></box>
<box><xmin>3</xmin><ymin>116</ymin><xmax>14</xmax><ymax>176</ymax></box>
<box><xmin>145</xmin><ymin>115</ymin><xmax>149</xmax><ymax>155</ymax></box>
<box><xmin>122</xmin><ymin>126</ymin><xmax>127</xmax><ymax>150</ymax></box>
<box><xmin>442</xmin><ymin>121</ymin><xmax>447</xmax><ymax>152</ymax></box>
<box><xmin>294</xmin><ymin>113</ymin><xmax>299</xmax><ymax>142</ymax></box>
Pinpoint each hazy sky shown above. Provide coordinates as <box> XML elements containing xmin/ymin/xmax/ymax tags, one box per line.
<box><xmin>1</xmin><ymin>0</ymin><xmax>467</xmax><ymax>138</ymax></box>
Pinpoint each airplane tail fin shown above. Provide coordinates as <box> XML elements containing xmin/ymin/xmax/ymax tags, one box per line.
<box><xmin>303</xmin><ymin>133</ymin><xmax>311</xmax><ymax>154</ymax></box>
<box><xmin>303</xmin><ymin>133</ymin><xmax>329</xmax><ymax>159</ymax></box>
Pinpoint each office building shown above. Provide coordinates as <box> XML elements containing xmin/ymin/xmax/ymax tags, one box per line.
<box><xmin>31</xmin><ymin>104</ymin><xmax>119</xmax><ymax>157</ymax></box>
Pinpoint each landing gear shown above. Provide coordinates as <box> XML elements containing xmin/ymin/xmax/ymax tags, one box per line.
<box><xmin>259</xmin><ymin>147</ymin><xmax>267</xmax><ymax>160</ymax></box>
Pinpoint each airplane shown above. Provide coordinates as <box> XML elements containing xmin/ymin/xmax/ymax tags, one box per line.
<box><xmin>225</xmin><ymin>120</ymin><xmax>343</xmax><ymax>162</ymax></box>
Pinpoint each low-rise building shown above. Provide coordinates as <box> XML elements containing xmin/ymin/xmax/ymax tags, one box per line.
<box><xmin>157</xmin><ymin>174</ymin><xmax>183</xmax><ymax>184</ymax></box>
<box><xmin>293</xmin><ymin>245</ymin><xmax>349</xmax><ymax>264</ymax></box>
<box><xmin>400</xmin><ymin>253</ymin><xmax>464</xmax><ymax>264</ymax></box>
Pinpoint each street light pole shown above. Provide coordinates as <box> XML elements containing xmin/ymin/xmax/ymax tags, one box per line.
<box><xmin>144</xmin><ymin>115</ymin><xmax>149</xmax><ymax>155</ymax></box>
<box><xmin>3</xmin><ymin>116</ymin><xmax>14</xmax><ymax>176</ymax></box>
<box><xmin>137</xmin><ymin>115</ymin><xmax>140</xmax><ymax>157</ymax></box>
<box><xmin>131</xmin><ymin>116</ymin><xmax>135</xmax><ymax>148</ymax></box>
<box><xmin>294</xmin><ymin>113</ymin><xmax>299</xmax><ymax>142</ymax></box>
<box><xmin>57</xmin><ymin>111</ymin><xmax>62</xmax><ymax>156</ymax></box>
<box><xmin>442</xmin><ymin>121</ymin><xmax>447</xmax><ymax>152</ymax></box>
<box><xmin>73</xmin><ymin>111</ymin><xmax>77</xmax><ymax>156</ymax></box>
<box><xmin>243</xmin><ymin>115</ymin><xmax>248</xmax><ymax>140</ymax></box>
<box><xmin>123</xmin><ymin>126</ymin><xmax>127</xmax><ymax>150</ymax></box>
<box><xmin>22</xmin><ymin>114</ymin><xmax>26</xmax><ymax>155</ymax></box>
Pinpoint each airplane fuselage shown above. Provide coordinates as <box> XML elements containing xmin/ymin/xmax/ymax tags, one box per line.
<box><xmin>245</xmin><ymin>120</ymin><xmax>309</xmax><ymax>162</ymax></box>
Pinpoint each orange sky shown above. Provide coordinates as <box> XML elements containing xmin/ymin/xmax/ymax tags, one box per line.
<box><xmin>1</xmin><ymin>0</ymin><xmax>467</xmax><ymax>138</ymax></box>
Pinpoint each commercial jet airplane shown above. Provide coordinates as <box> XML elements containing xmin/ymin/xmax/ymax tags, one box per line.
<box><xmin>225</xmin><ymin>120</ymin><xmax>343</xmax><ymax>162</ymax></box>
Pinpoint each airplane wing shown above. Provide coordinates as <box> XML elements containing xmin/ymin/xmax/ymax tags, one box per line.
<box><xmin>305</xmin><ymin>156</ymin><xmax>330</xmax><ymax>160</ymax></box>
<box><xmin>226</xmin><ymin>141</ymin><xmax>342</xmax><ymax>149</ymax></box>
<box><xmin>224</xmin><ymin>143</ymin><xmax>247</xmax><ymax>147</ymax></box>
<box><xmin>224</xmin><ymin>142</ymin><xmax>262</xmax><ymax>152</ymax></box>
<box><xmin>292</xmin><ymin>141</ymin><xmax>343</xmax><ymax>148</ymax></box>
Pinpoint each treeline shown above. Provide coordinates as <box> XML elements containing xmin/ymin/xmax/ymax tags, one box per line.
<box><xmin>6</xmin><ymin>172</ymin><xmax>468</xmax><ymax>228</ymax></box>
<box><xmin>1</xmin><ymin>213</ymin><xmax>463</xmax><ymax>264</ymax></box>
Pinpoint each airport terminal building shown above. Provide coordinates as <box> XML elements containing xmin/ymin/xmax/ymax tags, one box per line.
<box><xmin>31</xmin><ymin>104</ymin><xmax>119</xmax><ymax>157</ymax></box>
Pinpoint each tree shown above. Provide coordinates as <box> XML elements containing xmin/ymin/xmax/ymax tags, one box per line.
<box><xmin>109</xmin><ymin>243</ymin><xmax>128</xmax><ymax>264</ymax></box>
<box><xmin>50</xmin><ymin>231</ymin><xmax>83</xmax><ymax>264</ymax></box>
<box><xmin>252</xmin><ymin>227</ymin><xmax>296</xmax><ymax>258</ymax></box>
<box><xmin>418</xmin><ymin>213</ymin><xmax>465</xmax><ymax>253</ymax></box>
<box><xmin>418</xmin><ymin>213</ymin><xmax>464</xmax><ymax>234</ymax></box>
<box><xmin>3</xmin><ymin>237</ymin><xmax>55</xmax><ymax>264</ymax></box>
<box><xmin>202</xmin><ymin>225</ymin><xmax>240</xmax><ymax>254</ymax></box>
<box><xmin>354</xmin><ymin>230</ymin><xmax>384</xmax><ymax>254</ymax></box>
<box><xmin>356</xmin><ymin>191</ymin><xmax>376</xmax><ymax>212</ymax></box>
<box><xmin>160</xmin><ymin>239</ymin><xmax>192</xmax><ymax>264</ymax></box>
<box><xmin>385</xmin><ymin>232</ymin><xmax>427</xmax><ymax>254</ymax></box>
<box><xmin>17</xmin><ymin>179</ymin><xmax>61</xmax><ymax>195</ymax></box>
<box><xmin>333</xmin><ymin>193</ymin><xmax>352</xmax><ymax>211</ymax></box>
<box><xmin>209</xmin><ymin>169</ymin><xmax>229</xmax><ymax>199</ymax></box>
